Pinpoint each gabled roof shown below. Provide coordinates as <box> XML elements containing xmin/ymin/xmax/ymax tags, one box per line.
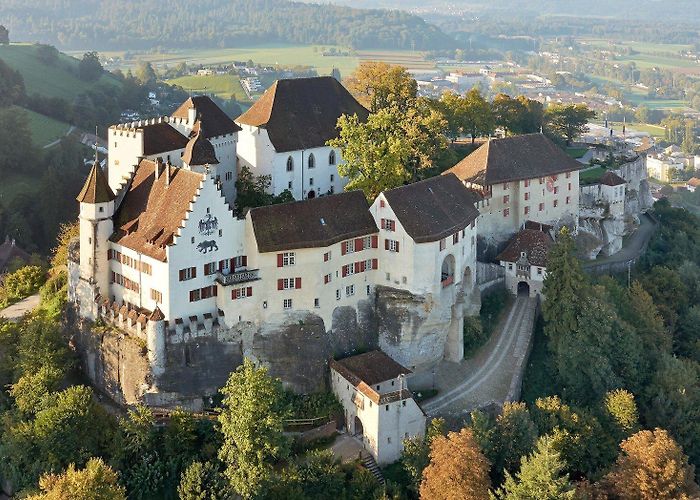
<box><xmin>0</xmin><ymin>237</ymin><xmax>31</xmax><ymax>273</ymax></box>
<box><xmin>111</xmin><ymin>160</ymin><xmax>203</xmax><ymax>261</ymax></box>
<box><xmin>77</xmin><ymin>162</ymin><xmax>115</xmax><ymax>204</ymax></box>
<box><xmin>236</xmin><ymin>76</ymin><xmax>369</xmax><ymax>152</ymax></box>
<box><xmin>496</xmin><ymin>228</ymin><xmax>553</xmax><ymax>267</ymax></box>
<box><xmin>382</xmin><ymin>174</ymin><xmax>481</xmax><ymax>244</ymax></box>
<box><xmin>140</xmin><ymin>122</ymin><xmax>189</xmax><ymax>156</ymax></box>
<box><xmin>600</xmin><ymin>171</ymin><xmax>626</xmax><ymax>187</ymax></box>
<box><xmin>445</xmin><ymin>133</ymin><xmax>582</xmax><ymax>185</ymax></box>
<box><xmin>330</xmin><ymin>350</ymin><xmax>412</xmax><ymax>386</ymax></box>
<box><xmin>688</xmin><ymin>177</ymin><xmax>700</xmax><ymax>188</ymax></box>
<box><xmin>172</xmin><ymin>96</ymin><xmax>241</xmax><ymax>138</ymax></box>
<box><xmin>182</xmin><ymin>128</ymin><xmax>219</xmax><ymax>166</ymax></box>
<box><xmin>250</xmin><ymin>191</ymin><xmax>378</xmax><ymax>253</ymax></box>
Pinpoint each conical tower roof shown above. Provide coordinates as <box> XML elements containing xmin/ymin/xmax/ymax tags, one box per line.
<box><xmin>182</xmin><ymin>124</ymin><xmax>219</xmax><ymax>166</ymax></box>
<box><xmin>76</xmin><ymin>162</ymin><xmax>115</xmax><ymax>203</ymax></box>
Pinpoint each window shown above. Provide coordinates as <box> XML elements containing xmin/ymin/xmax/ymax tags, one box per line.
<box><xmin>232</xmin><ymin>286</ymin><xmax>252</xmax><ymax>300</ymax></box>
<box><xmin>151</xmin><ymin>289</ymin><xmax>163</xmax><ymax>303</ymax></box>
<box><xmin>218</xmin><ymin>229</ymin><xmax>222</xmax><ymax>237</ymax></box>
<box><xmin>386</xmin><ymin>272</ymin><xmax>391</xmax><ymax>281</ymax></box>
<box><xmin>539</xmin><ymin>202</ymin><xmax>544</xmax><ymax>211</ymax></box>
<box><xmin>204</xmin><ymin>262</ymin><xmax>217</xmax><ymax>276</ymax></box>
<box><xmin>386</xmin><ymin>405</ymin><xmax>389</xmax><ymax>411</ymax></box>
<box><xmin>225</xmin><ymin>171</ymin><xmax>233</xmax><ymax>181</ymax></box>
<box><xmin>201</xmin><ymin>285</ymin><xmax>217</xmax><ymax>299</ymax></box>
<box><xmin>553</xmin><ymin>200</ymin><xmax>559</xmax><ymax>208</ymax></box>
<box><xmin>364</xmin><ymin>235</ymin><xmax>373</xmax><ymax>249</ymax></box>
<box><xmin>288</xmin><ymin>181</ymin><xmax>292</xmax><ymax>190</ymax></box>
<box><xmin>324</xmin><ymin>273</ymin><xmax>332</xmax><ymax>284</ymax></box>
<box><xmin>329</xmin><ymin>150</ymin><xmax>336</xmax><ymax>165</ymax></box>
<box><xmin>366</xmin><ymin>285</ymin><xmax>371</xmax><ymax>296</ymax></box>
<box><xmin>386</xmin><ymin>239</ymin><xmax>399</xmax><ymax>252</ymax></box>
<box><xmin>508</xmin><ymin>263</ymin><xmax>513</xmax><ymax>270</ymax></box>
<box><xmin>179</xmin><ymin>267</ymin><xmax>196</xmax><ymax>281</ymax></box>
<box><xmin>503</xmin><ymin>195</ymin><xmax>510</xmax><ymax>204</ymax></box>
<box><xmin>524</xmin><ymin>192</ymin><xmax>530</xmax><ymax>201</ymax></box>
<box><xmin>566</xmin><ymin>172</ymin><xmax>571</xmax><ymax>179</ymax></box>
<box><xmin>346</xmin><ymin>284</ymin><xmax>355</xmax><ymax>297</ymax></box>
<box><xmin>461</xmin><ymin>228</ymin><xmax>465</xmax><ymax>238</ymax></box>
<box><xmin>314</xmin><ymin>298</ymin><xmax>320</xmax><ymax>308</ymax></box>
<box><xmin>343</xmin><ymin>263</ymin><xmax>356</xmax><ymax>277</ymax></box>
<box><xmin>568</xmin><ymin>183</ymin><xmax>572</xmax><ymax>191</ymax></box>
<box><xmin>232</xmin><ymin>255</ymin><xmax>248</xmax><ymax>270</ymax></box>
<box><xmin>279</xmin><ymin>278</ymin><xmax>300</xmax><ymax>290</ymax></box>
<box><xmin>553</xmin><ymin>186</ymin><xmax>559</xmax><ymax>194</ymax></box>
<box><xmin>323</xmin><ymin>251</ymin><xmax>331</xmax><ymax>262</ymax></box>
<box><xmin>309</xmin><ymin>177</ymin><xmax>314</xmax><ymax>186</ymax></box>
<box><xmin>453</xmin><ymin>233</ymin><xmax>459</xmax><ymax>244</ymax></box>
<box><xmin>439</xmin><ymin>239</ymin><xmax>446</xmax><ymax>251</ymax></box>
<box><xmin>381</xmin><ymin>219</ymin><xmax>396</xmax><ymax>231</ymax></box>
<box><xmin>380</xmin><ymin>199</ymin><xmax>385</xmax><ymax>208</ymax></box>
<box><xmin>503</xmin><ymin>182</ymin><xmax>510</xmax><ymax>190</ymax></box>
<box><xmin>566</xmin><ymin>196</ymin><xmax>571</xmax><ymax>204</ymax></box>
<box><xmin>524</xmin><ymin>179</ymin><xmax>530</xmax><ymax>187</ymax></box>
<box><xmin>537</xmin><ymin>267</ymin><xmax>543</xmax><ymax>275</ymax></box>
<box><xmin>308</xmin><ymin>153</ymin><xmax>315</xmax><ymax>169</ymax></box>
<box><xmin>343</xmin><ymin>240</ymin><xmax>355</xmax><ymax>254</ymax></box>
<box><xmin>524</xmin><ymin>206</ymin><xmax>530</xmax><ymax>215</ymax></box>
<box><xmin>539</xmin><ymin>177</ymin><xmax>545</xmax><ymax>184</ymax></box>
<box><xmin>140</xmin><ymin>262</ymin><xmax>152</xmax><ymax>275</ymax></box>
<box><xmin>330</xmin><ymin>174</ymin><xmax>334</xmax><ymax>182</ymax></box>
<box><xmin>286</xmin><ymin>156</ymin><xmax>293</xmax><ymax>172</ymax></box>
<box><xmin>99</xmin><ymin>206</ymin><xmax>104</xmax><ymax>213</ymax></box>
<box><xmin>277</xmin><ymin>252</ymin><xmax>295</xmax><ymax>267</ymax></box>
<box><xmin>283</xmin><ymin>299</ymin><xmax>293</xmax><ymax>310</ymax></box>
<box><xmin>336</xmin><ymin>289</ymin><xmax>341</xmax><ymax>300</ymax></box>
<box><xmin>503</xmin><ymin>208</ymin><xmax>510</xmax><ymax>217</ymax></box>
<box><xmin>191</xmin><ymin>236</ymin><xmax>195</xmax><ymax>244</ymax></box>
<box><xmin>189</xmin><ymin>289</ymin><xmax>201</xmax><ymax>302</ymax></box>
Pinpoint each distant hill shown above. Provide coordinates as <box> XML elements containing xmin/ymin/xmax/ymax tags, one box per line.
<box><xmin>0</xmin><ymin>0</ymin><xmax>456</xmax><ymax>51</ymax></box>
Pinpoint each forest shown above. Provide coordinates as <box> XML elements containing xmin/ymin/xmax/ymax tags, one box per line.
<box><xmin>0</xmin><ymin>0</ymin><xmax>455</xmax><ymax>51</ymax></box>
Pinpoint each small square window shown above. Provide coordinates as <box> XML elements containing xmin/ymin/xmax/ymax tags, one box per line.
<box><xmin>288</xmin><ymin>181</ymin><xmax>292</xmax><ymax>190</ymax></box>
<box><xmin>283</xmin><ymin>299</ymin><xmax>293</xmax><ymax>310</ymax></box>
<box><xmin>191</xmin><ymin>236</ymin><xmax>195</xmax><ymax>244</ymax></box>
<box><xmin>99</xmin><ymin>206</ymin><xmax>104</xmax><ymax>213</ymax></box>
<box><xmin>314</xmin><ymin>298</ymin><xmax>320</xmax><ymax>308</ymax></box>
<box><xmin>386</xmin><ymin>273</ymin><xmax>390</xmax><ymax>281</ymax></box>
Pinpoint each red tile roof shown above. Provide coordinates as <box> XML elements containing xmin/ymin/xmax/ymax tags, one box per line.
<box><xmin>496</xmin><ymin>228</ymin><xmax>553</xmax><ymax>267</ymax></box>
<box><xmin>599</xmin><ymin>171</ymin><xmax>626</xmax><ymax>186</ymax></box>
<box><xmin>182</xmin><ymin>129</ymin><xmax>219</xmax><ymax>166</ymax></box>
<box><xmin>445</xmin><ymin>133</ymin><xmax>582</xmax><ymax>185</ymax></box>
<box><xmin>330</xmin><ymin>350</ymin><xmax>412</xmax><ymax>386</ymax></box>
<box><xmin>140</xmin><ymin>122</ymin><xmax>189</xmax><ymax>156</ymax></box>
<box><xmin>172</xmin><ymin>96</ymin><xmax>241</xmax><ymax>138</ymax></box>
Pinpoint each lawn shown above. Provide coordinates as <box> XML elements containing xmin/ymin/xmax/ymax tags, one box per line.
<box><xmin>579</xmin><ymin>166</ymin><xmax>607</xmax><ymax>185</ymax></box>
<box><xmin>0</xmin><ymin>43</ymin><xmax>121</xmax><ymax>101</ymax></box>
<box><xmin>566</xmin><ymin>147</ymin><xmax>588</xmax><ymax>159</ymax></box>
<box><xmin>166</xmin><ymin>74</ymin><xmax>249</xmax><ymax>101</ymax></box>
<box><xmin>16</xmin><ymin>106</ymin><xmax>71</xmax><ymax>147</ymax></box>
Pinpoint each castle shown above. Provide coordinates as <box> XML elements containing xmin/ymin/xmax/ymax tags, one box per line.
<box><xmin>68</xmin><ymin>77</ymin><xmax>589</xmax><ymax>418</ymax></box>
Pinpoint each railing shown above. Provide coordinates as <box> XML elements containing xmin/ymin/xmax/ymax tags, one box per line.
<box><xmin>215</xmin><ymin>269</ymin><xmax>259</xmax><ymax>286</ymax></box>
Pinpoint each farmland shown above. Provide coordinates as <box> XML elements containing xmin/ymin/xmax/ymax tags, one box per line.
<box><xmin>166</xmin><ymin>74</ymin><xmax>249</xmax><ymax>102</ymax></box>
<box><xmin>19</xmin><ymin>107</ymin><xmax>71</xmax><ymax>147</ymax></box>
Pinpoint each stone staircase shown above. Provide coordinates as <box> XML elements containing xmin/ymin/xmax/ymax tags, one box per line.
<box><xmin>361</xmin><ymin>454</ymin><xmax>385</xmax><ymax>485</ymax></box>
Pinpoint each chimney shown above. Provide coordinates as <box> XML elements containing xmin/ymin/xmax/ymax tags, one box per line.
<box><xmin>155</xmin><ymin>157</ymin><xmax>164</xmax><ymax>179</ymax></box>
<box><xmin>165</xmin><ymin>162</ymin><xmax>172</xmax><ymax>187</ymax></box>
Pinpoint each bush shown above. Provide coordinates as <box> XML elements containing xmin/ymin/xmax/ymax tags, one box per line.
<box><xmin>2</xmin><ymin>265</ymin><xmax>46</xmax><ymax>306</ymax></box>
<box><xmin>464</xmin><ymin>315</ymin><xmax>487</xmax><ymax>355</ymax></box>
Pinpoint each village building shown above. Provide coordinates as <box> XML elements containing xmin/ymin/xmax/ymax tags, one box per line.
<box><xmin>235</xmin><ymin>76</ymin><xmax>369</xmax><ymax>200</ymax></box>
<box><xmin>330</xmin><ymin>350</ymin><xmax>425</xmax><ymax>465</ymax></box>
<box><xmin>445</xmin><ymin>134</ymin><xmax>581</xmax><ymax>251</ymax></box>
<box><xmin>496</xmin><ymin>224</ymin><xmax>554</xmax><ymax>297</ymax></box>
<box><xmin>580</xmin><ymin>170</ymin><xmax>627</xmax><ymax>217</ymax></box>
<box><xmin>0</xmin><ymin>236</ymin><xmax>32</xmax><ymax>280</ymax></box>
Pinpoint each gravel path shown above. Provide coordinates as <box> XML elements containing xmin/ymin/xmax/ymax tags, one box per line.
<box><xmin>421</xmin><ymin>295</ymin><xmax>537</xmax><ymax>423</ymax></box>
<box><xmin>0</xmin><ymin>293</ymin><xmax>41</xmax><ymax>321</ymax></box>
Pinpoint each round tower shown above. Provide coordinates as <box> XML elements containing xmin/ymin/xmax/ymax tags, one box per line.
<box><xmin>76</xmin><ymin>161</ymin><xmax>116</xmax><ymax>301</ymax></box>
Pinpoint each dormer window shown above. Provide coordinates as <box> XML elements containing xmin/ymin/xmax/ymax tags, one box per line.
<box><xmin>308</xmin><ymin>153</ymin><xmax>315</xmax><ymax>169</ymax></box>
<box><xmin>329</xmin><ymin>150</ymin><xmax>336</xmax><ymax>165</ymax></box>
<box><xmin>521</xmin><ymin>251</ymin><xmax>527</xmax><ymax>258</ymax></box>
<box><xmin>286</xmin><ymin>156</ymin><xmax>294</xmax><ymax>172</ymax></box>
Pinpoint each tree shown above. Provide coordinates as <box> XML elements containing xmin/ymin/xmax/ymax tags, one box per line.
<box><xmin>10</xmin><ymin>365</ymin><xmax>63</xmax><ymax>416</ymax></box>
<box><xmin>2</xmin><ymin>265</ymin><xmax>46</xmax><ymax>304</ymax></box>
<box><xmin>545</xmin><ymin>104</ymin><xmax>596</xmax><ymax>146</ymax></box>
<box><xmin>178</xmin><ymin>461</ymin><xmax>231</xmax><ymax>500</ymax></box>
<box><xmin>419</xmin><ymin>427</ymin><xmax>491</xmax><ymax>500</ymax></box>
<box><xmin>218</xmin><ymin>359</ymin><xmax>290</xmax><ymax>499</ymax></box>
<box><xmin>135</xmin><ymin>61</ymin><xmax>157</xmax><ymax>85</ymax></box>
<box><xmin>235</xmin><ymin>165</ymin><xmax>293</xmax><ymax>211</ymax></box>
<box><xmin>490</xmin><ymin>402</ymin><xmax>539</xmax><ymax>477</ymax></box>
<box><xmin>493</xmin><ymin>94</ymin><xmax>527</xmax><ymax>136</ymax></box>
<box><xmin>541</xmin><ymin>227</ymin><xmax>586</xmax><ymax>353</ymax></box>
<box><xmin>36</xmin><ymin>44</ymin><xmax>59</xmax><ymax>66</ymax></box>
<box><xmin>345</xmin><ymin>61</ymin><xmax>417</xmax><ymax>113</ymax></box>
<box><xmin>78</xmin><ymin>51</ymin><xmax>103</xmax><ymax>82</ymax></box>
<box><xmin>494</xmin><ymin>435</ymin><xmax>576</xmax><ymax>500</ymax></box>
<box><xmin>604</xmin><ymin>429</ymin><xmax>700</xmax><ymax>500</ymax></box>
<box><xmin>463</xmin><ymin>88</ymin><xmax>494</xmax><ymax>143</ymax></box>
<box><xmin>401</xmin><ymin>417</ymin><xmax>445</xmax><ymax>494</ymax></box>
<box><xmin>603</xmin><ymin>389</ymin><xmax>639</xmax><ymax>441</ymax></box>
<box><xmin>641</xmin><ymin>266</ymin><xmax>688</xmax><ymax>329</ymax></box>
<box><xmin>27</xmin><ymin>458</ymin><xmax>125</xmax><ymax>500</ymax></box>
<box><xmin>682</xmin><ymin>119</ymin><xmax>696</xmax><ymax>154</ymax></box>
<box><xmin>0</xmin><ymin>58</ymin><xmax>26</xmax><ymax>107</ymax></box>
<box><xmin>270</xmin><ymin>450</ymin><xmax>347</xmax><ymax>500</ymax></box>
<box><xmin>0</xmin><ymin>25</ymin><xmax>8</xmax><ymax>44</ymax></box>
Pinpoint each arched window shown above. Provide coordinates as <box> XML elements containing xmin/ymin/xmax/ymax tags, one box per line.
<box><xmin>308</xmin><ymin>153</ymin><xmax>315</xmax><ymax>169</ymax></box>
<box><xmin>286</xmin><ymin>156</ymin><xmax>293</xmax><ymax>172</ymax></box>
<box><xmin>328</xmin><ymin>150</ymin><xmax>336</xmax><ymax>165</ymax></box>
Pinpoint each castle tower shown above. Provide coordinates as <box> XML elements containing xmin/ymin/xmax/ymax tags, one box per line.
<box><xmin>146</xmin><ymin>307</ymin><xmax>167</xmax><ymax>378</ymax></box>
<box><xmin>76</xmin><ymin>161</ymin><xmax>116</xmax><ymax>307</ymax></box>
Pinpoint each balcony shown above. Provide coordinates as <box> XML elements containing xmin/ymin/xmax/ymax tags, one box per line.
<box><xmin>215</xmin><ymin>269</ymin><xmax>260</xmax><ymax>286</ymax></box>
<box><xmin>441</xmin><ymin>275</ymin><xmax>454</xmax><ymax>288</ymax></box>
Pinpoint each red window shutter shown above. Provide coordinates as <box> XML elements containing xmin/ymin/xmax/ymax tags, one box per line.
<box><xmin>371</xmin><ymin>235</ymin><xmax>378</xmax><ymax>248</ymax></box>
<box><xmin>384</xmin><ymin>239</ymin><xmax>389</xmax><ymax>250</ymax></box>
<box><xmin>277</xmin><ymin>279</ymin><xmax>284</xmax><ymax>290</ymax></box>
<box><xmin>242</xmin><ymin>256</ymin><xmax>247</xmax><ymax>267</ymax></box>
<box><xmin>372</xmin><ymin>258</ymin><xmax>378</xmax><ymax>270</ymax></box>
<box><xmin>295</xmin><ymin>277</ymin><xmax>302</xmax><ymax>289</ymax></box>
<box><xmin>324</xmin><ymin>252</ymin><xmax>329</xmax><ymax>262</ymax></box>
<box><xmin>324</xmin><ymin>274</ymin><xmax>329</xmax><ymax>284</ymax></box>
<box><xmin>192</xmin><ymin>267</ymin><xmax>197</xmax><ymax>278</ymax></box>
<box><xmin>341</xmin><ymin>243</ymin><xmax>347</xmax><ymax>256</ymax></box>
<box><xmin>395</xmin><ymin>241</ymin><xmax>400</xmax><ymax>252</ymax></box>
<box><xmin>381</xmin><ymin>218</ymin><xmax>386</xmax><ymax>229</ymax></box>
<box><xmin>355</xmin><ymin>238</ymin><xmax>363</xmax><ymax>251</ymax></box>
<box><xmin>231</xmin><ymin>290</ymin><xmax>236</xmax><ymax>300</ymax></box>
<box><xmin>218</xmin><ymin>260</ymin><xmax>224</xmax><ymax>272</ymax></box>
<box><xmin>179</xmin><ymin>269</ymin><xmax>185</xmax><ymax>281</ymax></box>
<box><xmin>342</xmin><ymin>265</ymin><xmax>348</xmax><ymax>277</ymax></box>
<box><xmin>247</xmin><ymin>286</ymin><xmax>252</xmax><ymax>297</ymax></box>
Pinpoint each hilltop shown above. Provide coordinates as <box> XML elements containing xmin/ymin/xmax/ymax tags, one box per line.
<box><xmin>0</xmin><ymin>0</ymin><xmax>455</xmax><ymax>51</ymax></box>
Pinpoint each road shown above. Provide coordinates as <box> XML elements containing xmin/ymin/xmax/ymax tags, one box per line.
<box><xmin>421</xmin><ymin>295</ymin><xmax>537</xmax><ymax>423</ymax></box>
<box><xmin>583</xmin><ymin>212</ymin><xmax>657</xmax><ymax>269</ymax></box>
<box><xmin>0</xmin><ymin>293</ymin><xmax>41</xmax><ymax>321</ymax></box>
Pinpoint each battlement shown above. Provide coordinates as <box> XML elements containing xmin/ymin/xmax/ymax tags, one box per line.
<box><xmin>95</xmin><ymin>295</ymin><xmax>153</xmax><ymax>341</ymax></box>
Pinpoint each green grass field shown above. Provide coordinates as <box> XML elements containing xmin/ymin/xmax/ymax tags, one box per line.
<box><xmin>579</xmin><ymin>166</ymin><xmax>607</xmax><ymax>185</ymax></box>
<box><xmin>18</xmin><ymin>107</ymin><xmax>71</xmax><ymax>147</ymax></box>
<box><xmin>0</xmin><ymin>44</ymin><xmax>121</xmax><ymax>101</ymax></box>
<box><xmin>166</xmin><ymin>74</ymin><xmax>249</xmax><ymax>101</ymax></box>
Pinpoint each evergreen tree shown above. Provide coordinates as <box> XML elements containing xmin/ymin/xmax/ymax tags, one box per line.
<box><xmin>541</xmin><ymin>227</ymin><xmax>587</xmax><ymax>353</ymax></box>
<box><xmin>494</xmin><ymin>435</ymin><xmax>576</xmax><ymax>500</ymax></box>
<box><xmin>218</xmin><ymin>359</ymin><xmax>290</xmax><ymax>499</ymax></box>
<box><xmin>177</xmin><ymin>461</ymin><xmax>231</xmax><ymax>500</ymax></box>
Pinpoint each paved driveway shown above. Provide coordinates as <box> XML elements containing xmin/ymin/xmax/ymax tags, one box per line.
<box><xmin>0</xmin><ymin>293</ymin><xmax>41</xmax><ymax>321</ymax></box>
